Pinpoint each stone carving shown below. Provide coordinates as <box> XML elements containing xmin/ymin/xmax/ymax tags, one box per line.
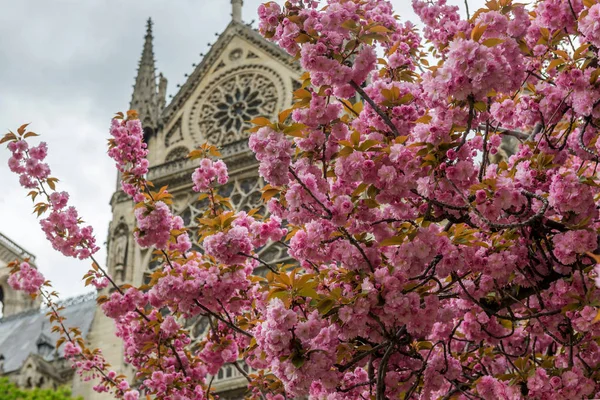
<box><xmin>164</xmin><ymin>118</ymin><xmax>183</xmax><ymax>147</ymax></box>
<box><xmin>165</xmin><ymin>146</ymin><xmax>190</xmax><ymax>163</ymax></box>
<box><xmin>162</xmin><ymin>24</ymin><xmax>300</xmax><ymax>123</ymax></box>
<box><xmin>214</xmin><ymin>61</ymin><xmax>226</xmax><ymax>72</ymax></box>
<box><xmin>176</xmin><ymin>176</ymin><xmax>288</xmax><ymax>265</ymax></box>
<box><xmin>111</xmin><ymin>224</ymin><xmax>129</xmax><ymax>282</ymax></box>
<box><xmin>178</xmin><ymin>176</ymin><xmax>265</xmax><ymax>227</ymax></box>
<box><xmin>189</xmin><ymin>66</ymin><xmax>284</xmax><ymax>147</ymax></box>
<box><xmin>229</xmin><ymin>48</ymin><xmax>243</xmax><ymax>62</ymax></box>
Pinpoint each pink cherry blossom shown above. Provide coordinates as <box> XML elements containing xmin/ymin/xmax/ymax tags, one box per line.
<box><xmin>7</xmin><ymin>261</ymin><xmax>45</xmax><ymax>295</ymax></box>
<box><xmin>191</xmin><ymin>158</ymin><xmax>229</xmax><ymax>192</ymax></box>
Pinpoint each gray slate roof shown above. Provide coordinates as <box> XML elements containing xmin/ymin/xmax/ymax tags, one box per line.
<box><xmin>0</xmin><ymin>292</ymin><xmax>96</xmax><ymax>373</ymax></box>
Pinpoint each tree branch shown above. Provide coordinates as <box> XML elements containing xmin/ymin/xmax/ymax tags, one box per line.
<box><xmin>350</xmin><ymin>81</ymin><xmax>399</xmax><ymax>137</ymax></box>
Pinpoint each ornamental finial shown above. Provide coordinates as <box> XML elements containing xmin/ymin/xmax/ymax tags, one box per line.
<box><xmin>231</xmin><ymin>0</ymin><xmax>243</xmax><ymax>22</ymax></box>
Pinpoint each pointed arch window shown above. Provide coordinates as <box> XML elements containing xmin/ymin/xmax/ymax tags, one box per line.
<box><xmin>111</xmin><ymin>223</ymin><xmax>130</xmax><ymax>282</ymax></box>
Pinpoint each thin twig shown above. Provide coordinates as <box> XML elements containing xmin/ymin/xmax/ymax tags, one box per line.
<box><xmin>194</xmin><ymin>299</ymin><xmax>253</xmax><ymax>338</ymax></box>
<box><xmin>350</xmin><ymin>81</ymin><xmax>399</xmax><ymax>137</ymax></box>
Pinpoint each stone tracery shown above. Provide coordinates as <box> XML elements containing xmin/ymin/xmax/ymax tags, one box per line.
<box><xmin>188</xmin><ymin>66</ymin><xmax>284</xmax><ymax>147</ymax></box>
<box><xmin>175</xmin><ymin>176</ymin><xmax>288</xmax><ymax>264</ymax></box>
<box><xmin>165</xmin><ymin>146</ymin><xmax>190</xmax><ymax>163</ymax></box>
<box><xmin>177</xmin><ymin>176</ymin><xmax>265</xmax><ymax>227</ymax></box>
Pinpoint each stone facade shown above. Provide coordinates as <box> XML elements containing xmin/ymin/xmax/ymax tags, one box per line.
<box><xmin>0</xmin><ymin>232</ymin><xmax>40</xmax><ymax>318</ymax></box>
<box><xmin>76</xmin><ymin>4</ymin><xmax>300</xmax><ymax>399</ymax></box>
<box><xmin>0</xmin><ymin>2</ymin><xmax>298</xmax><ymax>397</ymax></box>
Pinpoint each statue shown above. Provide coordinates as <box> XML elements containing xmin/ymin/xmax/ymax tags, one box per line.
<box><xmin>111</xmin><ymin>224</ymin><xmax>128</xmax><ymax>282</ymax></box>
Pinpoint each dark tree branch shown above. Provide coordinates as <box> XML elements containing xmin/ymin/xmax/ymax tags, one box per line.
<box><xmin>350</xmin><ymin>81</ymin><xmax>399</xmax><ymax>137</ymax></box>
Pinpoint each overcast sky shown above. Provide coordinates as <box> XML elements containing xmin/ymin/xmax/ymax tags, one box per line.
<box><xmin>0</xmin><ymin>0</ymin><xmax>475</xmax><ymax>299</ymax></box>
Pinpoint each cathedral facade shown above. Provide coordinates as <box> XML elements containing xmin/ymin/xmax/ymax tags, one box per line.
<box><xmin>79</xmin><ymin>2</ymin><xmax>300</xmax><ymax>398</ymax></box>
<box><xmin>0</xmin><ymin>2</ymin><xmax>298</xmax><ymax>398</ymax></box>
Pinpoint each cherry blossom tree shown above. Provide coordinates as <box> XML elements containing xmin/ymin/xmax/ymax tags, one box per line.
<box><xmin>4</xmin><ymin>0</ymin><xmax>600</xmax><ymax>398</ymax></box>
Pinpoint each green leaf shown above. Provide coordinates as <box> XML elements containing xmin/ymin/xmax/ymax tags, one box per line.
<box><xmin>379</xmin><ymin>235</ymin><xmax>406</xmax><ymax>246</ymax></box>
<box><xmin>471</xmin><ymin>24</ymin><xmax>487</xmax><ymax>41</ymax></box>
<box><xmin>317</xmin><ymin>298</ymin><xmax>335</xmax><ymax>314</ymax></box>
<box><xmin>250</xmin><ymin>117</ymin><xmax>272</xmax><ymax>126</ymax></box>
<box><xmin>369</xmin><ymin>25</ymin><xmax>392</xmax><ymax>33</ymax></box>
<box><xmin>481</xmin><ymin>38</ymin><xmax>504</xmax><ymax>47</ymax></box>
<box><xmin>283</xmin><ymin>123</ymin><xmax>306</xmax><ymax>137</ymax></box>
<box><xmin>291</xmin><ymin>354</ymin><xmax>305</xmax><ymax>368</ymax></box>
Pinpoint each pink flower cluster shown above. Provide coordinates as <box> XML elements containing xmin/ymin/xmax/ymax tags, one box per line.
<box><xmin>476</xmin><ymin>376</ymin><xmax>520</xmax><ymax>399</ymax></box>
<box><xmin>579</xmin><ymin>5</ymin><xmax>600</xmax><ymax>47</ymax></box>
<box><xmin>7</xmin><ymin>261</ymin><xmax>45</xmax><ymax>295</ymax></box>
<box><xmin>232</xmin><ymin>211</ymin><xmax>287</xmax><ymax>248</ymax></box>
<box><xmin>549</xmin><ymin>170</ymin><xmax>597</xmax><ymax>224</ymax></box>
<box><xmin>527</xmin><ymin>367</ymin><xmax>595</xmax><ymax>399</ymax></box>
<box><xmin>412</xmin><ymin>0</ymin><xmax>469</xmax><ymax>49</ymax></box>
<box><xmin>134</xmin><ymin>201</ymin><xmax>180</xmax><ymax>250</ymax></box>
<box><xmin>299</xmin><ymin>42</ymin><xmax>375</xmax><ymax>91</ymax></box>
<box><xmin>552</xmin><ymin>229</ymin><xmax>597</xmax><ymax>265</ymax></box>
<box><xmin>108</xmin><ymin>116</ymin><xmax>192</xmax><ymax>253</ymax></box>
<box><xmin>7</xmin><ymin>138</ymin><xmax>100</xmax><ymax>259</ymax></box>
<box><xmin>554</xmin><ymin>67</ymin><xmax>600</xmax><ymax>119</ymax></box>
<box><xmin>292</xmin><ymin>95</ymin><xmax>342</xmax><ymax>128</ymax></box>
<box><xmin>248</xmin><ymin>126</ymin><xmax>293</xmax><ymax>186</ymax></box>
<box><xmin>257</xmin><ymin>2</ymin><xmax>282</xmax><ymax>34</ymax></box>
<box><xmin>535</xmin><ymin>0</ymin><xmax>583</xmax><ymax>33</ymax></box>
<box><xmin>70</xmin><ymin>351</ymin><xmax>139</xmax><ymax>400</ymax></box>
<box><xmin>258</xmin><ymin>0</ymin><xmax>391</xmax><ymax>95</ymax></box>
<box><xmin>198</xmin><ymin>334</ymin><xmax>239</xmax><ymax>375</ymax></box>
<box><xmin>423</xmin><ymin>37</ymin><xmax>525</xmax><ymax>102</ymax></box>
<box><xmin>203</xmin><ymin>226</ymin><xmax>253</xmax><ymax>265</ymax></box>
<box><xmin>88</xmin><ymin>270</ymin><xmax>109</xmax><ymax>290</ymax></box>
<box><xmin>7</xmin><ymin>140</ymin><xmax>50</xmax><ymax>188</ymax></box>
<box><xmin>107</xmin><ymin>118</ymin><xmax>148</xmax><ymax>201</ymax></box>
<box><xmin>159</xmin><ymin>316</ymin><xmax>179</xmax><ymax>338</ymax></box>
<box><xmin>63</xmin><ymin>342</ymin><xmax>82</xmax><ymax>357</ymax></box>
<box><xmin>108</xmin><ymin>118</ymin><xmax>147</xmax><ymax>174</ymax></box>
<box><xmin>253</xmin><ymin>299</ymin><xmax>339</xmax><ymax>395</ymax></box>
<box><xmin>191</xmin><ymin>158</ymin><xmax>228</xmax><ymax>192</ymax></box>
<box><xmin>147</xmin><ymin>258</ymin><xmax>252</xmax><ymax>314</ymax></box>
<box><xmin>40</xmin><ymin>206</ymin><xmax>99</xmax><ymax>259</ymax></box>
<box><xmin>168</xmin><ymin>225</ymin><xmax>192</xmax><ymax>254</ymax></box>
<box><xmin>101</xmin><ymin>287</ymin><xmax>147</xmax><ymax>319</ymax></box>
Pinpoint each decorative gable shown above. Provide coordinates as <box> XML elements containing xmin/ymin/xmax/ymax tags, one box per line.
<box><xmin>154</xmin><ymin>21</ymin><xmax>300</xmax><ymax>165</ymax></box>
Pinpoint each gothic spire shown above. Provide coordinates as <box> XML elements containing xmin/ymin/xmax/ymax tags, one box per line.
<box><xmin>232</xmin><ymin>0</ymin><xmax>243</xmax><ymax>23</ymax></box>
<box><xmin>140</xmin><ymin>18</ymin><xmax>155</xmax><ymax>69</ymax></box>
<box><xmin>130</xmin><ymin>18</ymin><xmax>165</xmax><ymax>133</ymax></box>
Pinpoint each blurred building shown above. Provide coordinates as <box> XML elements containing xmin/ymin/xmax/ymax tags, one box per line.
<box><xmin>0</xmin><ymin>232</ymin><xmax>96</xmax><ymax>393</ymax></box>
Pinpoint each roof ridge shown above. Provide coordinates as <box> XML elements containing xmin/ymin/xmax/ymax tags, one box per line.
<box><xmin>1</xmin><ymin>292</ymin><xmax>96</xmax><ymax>323</ymax></box>
<box><xmin>0</xmin><ymin>307</ymin><xmax>40</xmax><ymax>322</ymax></box>
<box><xmin>53</xmin><ymin>291</ymin><xmax>97</xmax><ymax>308</ymax></box>
<box><xmin>0</xmin><ymin>231</ymin><xmax>36</xmax><ymax>262</ymax></box>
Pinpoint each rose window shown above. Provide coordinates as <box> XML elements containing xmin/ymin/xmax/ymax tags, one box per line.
<box><xmin>214</xmin><ymin>86</ymin><xmax>263</xmax><ymax>133</ymax></box>
<box><xmin>190</xmin><ymin>70</ymin><xmax>281</xmax><ymax>146</ymax></box>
